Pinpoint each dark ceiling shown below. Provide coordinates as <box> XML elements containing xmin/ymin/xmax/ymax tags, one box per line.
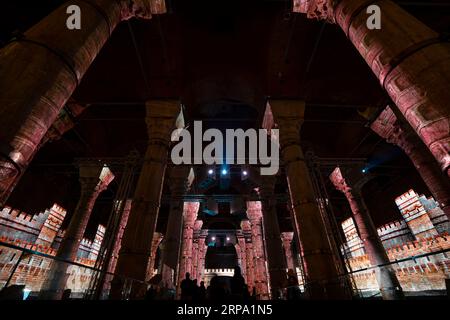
<box><xmin>2</xmin><ymin>0</ymin><xmax>449</xmax><ymax>238</ymax></box>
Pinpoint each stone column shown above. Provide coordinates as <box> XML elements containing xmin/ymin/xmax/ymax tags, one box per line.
<box><xmin>177</xmin><ymin>202</ymin><xmax>200</xmax><ymax>290</ymax></box>
<box><xmin>190</xmin><ymin>220</ymin><xmax>203</xmax><ymax>285</ymax></box>
<box><xmin>258</xmin><ymin>177</ymin><xmax>287</xmax><ymax>297</ymax></box>
<box><xmin>111</xmin><ymin>100</ymin><xmax>181</xmax><ymax>299</ymax></box>
<box><xmin>294</xmin><ymin>0</ymin><xmax>450</xmax><ymax>177</ymax></box>
<box><xmin>330</xmin><ymin>166</ymin><xmax>404</xmax><ymax>300</ymax></box>
<box><xmin>281</xmin><ymin>232</ymin><xmax>295</xmax><ymax>271</ymax></box>
<box><xmin>266</xmin><ymin>100</ymin><xmax>349</xmax><ymax>299</ymax></box>
<box><xmin>195</xmin><ymin>231</ymin><xmax>208</xmax><ymax>283</ymax></box>
<box><xmin>371</xmin><ymin>106</ymin><xmax>450</xmax><ymax>219</ymax></box>
<box><xmin>236</xmin><ymin>233</ymin><xmax>248</xmax><ymax>283</ymax></box>
<box><xmin>159</xmin><ymin>166</ymin><xmax>193</xmax><ymax>288</ymax></box>
<box><xmin>146</xmin><ymin>233</ymin><xmax>163</xmax><ymax>281</ymax></box>
<box><xmin>2</xmin><ymin>101</ymin><xmax>87</xmax><ymax>203</ymax></box>
<box><xmin>41</xmin><ymin>161</ymin><xmax>114</xmax><ymax>299</ymax></box>
<box><xmin>241</xmin><ymin>220</ymin><xmax>255</xmax><ymax>292</ymax></box>
<box><xmin>0</xmin><ymin>0</ymin><xmax>166</xmax><ymax>205</ymax></box>
<box><xmin>247</xmin><ymin>201</ymin><xmax>270</xmax><ymax>299</ymax></box>
<box><xmin>102</xmin><ymin>199</ymin><xmax>132</xmax><ymax>295</ymax></box>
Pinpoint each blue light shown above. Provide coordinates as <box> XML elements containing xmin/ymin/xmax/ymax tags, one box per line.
<box><xmin>362</xmin><ymin>168</ymin><xmax>367</xmax><ymax>173</ymax></box>
<box><xmin>221</xmin><ymin>169</ymin><xmax>227</xmax><ymax>175</ymax></box>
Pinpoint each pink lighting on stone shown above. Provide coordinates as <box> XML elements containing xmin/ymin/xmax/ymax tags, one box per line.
<box><xmin>371</xmin><ymin>106</ymin><xmax>450</xmax><ymax>220</ymax></box>
<box><xmin>293</xmin><ymin>0</ymin><xmax>450</xmax><ymax>178</ymax></box>
<box><xmin>246</xmin><ymin>201</ymin><xmax>270</xmax><ymax>299</ymax></box>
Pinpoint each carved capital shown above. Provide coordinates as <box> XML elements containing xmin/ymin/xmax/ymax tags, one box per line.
<box><xmin>371</xmin><ymin>106</ymin><xmax>414</xmax><ymax>155</ymax></box>
<box><xmin>246</xmin><ymin>201</ymin><xmax>263</xmax><ymax>223</ymax></box>
<box><xmin>183</xmin><ymin>202</ymin><xmax>200</xmax><ymax>227</ymax></box>
<box><xmin>120</xmin><ymin>0</ymin><xmax>167</xmax><ymax>20</ymax></box>
<box><xmin>169</xmin><ymin>166</ymin><xmax>194</xmax><ymax>195</ymax></box>
<box><xmin>281</xmin><ymin>231</ymin><xmax>294</xmax><ymax>244</ymax></box>
<box><xmin>329</xmin><ymin>166</ymin><xmax>369</xmax><ymax>197</ymax></box>
<box><xmin>293</xmin><ymin>0</ymin><xmax>337</xmax><ymax>23</ymax></box>
<box><xmin>77</xmin><ymin>162</ymin><xmax>115</xmax><ymax>195</ymax></box>
<box><xmin>266</xmin><ymin>100</ymin><xmax>305</xmax><ymax>147</ymax></box>
<box><xmin>145</xmin><ymin>100</ymin><xmax>182</xmax><ymax>145</ymax></box>
<box><xmin>240</xmin><ymin>220</ymin><xmax>252</xmax><ymax>232</ymax></box>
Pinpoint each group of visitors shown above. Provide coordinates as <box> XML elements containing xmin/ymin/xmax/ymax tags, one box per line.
<box><xmin>179</xmin><ymin>266</ymin><xmax>254</xmax><ymax>301</ymax></box>
<box><xmin>144</xmin><ymin>266</ymin><xmax>303</xmax><ymax>301</ymax></box>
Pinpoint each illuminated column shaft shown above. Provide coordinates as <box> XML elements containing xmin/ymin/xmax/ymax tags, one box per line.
<box><xmin>371</xmin><ymin>106</ymin><xmax>450</xmax><ymax>219</ymax></box>
<box><xmin>111</xmin><ymin>100</ymin><xmax>181</xmax><ymax>299</ymax></box>
<box><xmin>0</xmin><ymin>0</ymin><xmax>166</xmax><ymax>205</ymax></box>
<box><xmin>330</xmin><ymin>167</ymin><xmax>404</xmax><ymax>300</ymax></box>
<box><xmin>267</xmin><ymin>100</ymin><xmax>350</xmax><ymax>299</ymax></box>
<box><xmin>41</xmin><ymin>161</ymin><xmax>114</xmax><ymax>299</ymax></box>
<box><xmin>247</xmin><ymin>201</ymin><xmax>270</xmax><ymax>300</ymax></box>
<box><xmin>294</xmin><ymin>0</ymin><xmax>450</xmax><ymax>177</ymax></box>
<box><xmin>259</xmin><ymin>178</ymin><xmax>287</xmax><ymax>297</ymax></box>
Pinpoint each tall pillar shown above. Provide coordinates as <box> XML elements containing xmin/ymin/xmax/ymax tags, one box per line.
<box><xmin>294</xmin><ymin>0</ymin><xmax>450</xmax><ymax>177</ymax></box>
<box><xmin>159</xmin><ymin>166</ymin><xmax>193</xmax><ymax>288</ymax></box>
<box><xmin>41</xmin><ymin>161</ymin><xmax>114</xmax><ymax>299</ymax></box>
<box><xmin>266</xmin><ymin>100</ymin><xmax>349</xmax><ymax>299</ymax></box>
<box><xmin>194</xmin><ymin>232</ymin><xmax>207</xmax><ymax>283</ymax></box>
<box><xmin>258</xmin><ymin>177</ymin><xmax>287</xmax><ymax>298</ymax></box>
<box><xmin>241</xmin><ymin>220</ymin><xmax>255</xmax><ymax>292</ymax></box>
<box><xmin>111</xmin><ymin>100</ymin><xmax>182</xmax><ymax>299</ymax></box>
<box><xmin>236</xmin><ymin>232</ymin><xmax>248</xmax><ymax>284</ymax></box>
<box><xmin>102</xmin><ymin>199</ymin><xmax>132</xmax><ymax>296</ymax></box>
<box><xmin>177</xmin><ymin>202</ymin><xmax>200</xmax><ymax>290</ymax></box>
<box><xmin>371</xmin><ymin>106</ymin><xmax>450</xmax><ymax>219</ymax></box>
<box><xmin>281</xmin><ymin>232</ymin><xmax>295</xmax><ymax>271</ymax></box>
<box><xmin>0</xmin><ymin>0</ymin><xmax>166</xmax><ymax>205</ymax></box>
<box><xmin>146</xmin><ymin>233</ymin><xmax>163</xmax><ymax>281</ymax></box>
<box><xmin>246</xmin><ymin>201</ymin><xmax>270</xmax><ymax>299</ymax></box>
<box><xmin>190</xmin><ymin>220</ymin><xmax>203</xmax><ymax>284</ymax></box>
<box><xmin>330</xmin><ymin>166</ymin><xmax>404</xmax><ymax>300</ymax></box>
<box><xmin>2</xmin><ymin>101</ymin><xmax>87</xmax><ymax>202</ymax></box>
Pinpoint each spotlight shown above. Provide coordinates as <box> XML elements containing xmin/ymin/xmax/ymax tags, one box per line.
<box><xmin>243</xmin><ymin>171</ymin><xmax>248</xmax><ymax>176</ymax></box>
<box><xmin>226</xmin><ymin>237</ymin><xmax>230</xmax><ymax>241</ymax></box>
<box><xmin>221</xmin><ymin>169</ymin><xmax>227</xmax><ymax>175</ymax></box>
<box><xmin>362</xmin><ymin>168</ymin><xmax>367</xmax><ymax>173</ymax></box>
<box><xmin>211</xmin><ymin>236</ymin><xmax>216</xmax><ymax>241</ymax></box>
<box><xmin>208</xmin><ymin>169</ymin><xmax>214</xmax><ymax>175</ymax></box>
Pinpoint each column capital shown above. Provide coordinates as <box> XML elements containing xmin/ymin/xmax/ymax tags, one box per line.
<box><xmin>329</xmin><ymin>166</ymin><xmax>369</xmax><ymax>196</ymax></box>
<box><xmin>77</xmin><ymin>161</ymin><xmax>115</xmax><ymax>193</ymax></box>
<box><xmin>145</xmin><ymin>99</ymin><xmax>182</xmax><ymax>144</ymax></box>
<box><xmin>168</xmin><ymin>166</ymin><xmax>194</xmax><ymax>195</ymax></box>
<box><xmin>120</xmin><ymin>0</ymin><xmax>167</xmax><ymax>20</ymax></box>
<box><xmin>265</xmin><ymin>100</ymin><xmax>305</xmax><ymax>149</ymax></box>
<box><xmin>240</xmin><ymin>220</ymin><xmax>252</xmax><ymax>232</ymax></box>
<box><xmin>183</xmin><ymin>202</ymin><xmax>199</xmax><ymax>227</ymax></box>
<box><xmin>193</xmin><ymin>219</ymin><xmax>203</xmax><ymax>232</ymax></box>
<box><xmin>246</xmin><ymin>201</ymin><xmax>263</xmax><ymax>222</ymax></box>
<box><xmin>280</xmin><ymin>231</ymin><xmax>294</xmax><ymax>243</ymax></box>
<box><xmin>370</xmin><ymin>106</ymin><xmax>415</xmax><ymax>154</ymax></box>
<box><xmin>293</xmin><ymin>0</ymin><xmax>337</xmax><ymax>23</ymax></box>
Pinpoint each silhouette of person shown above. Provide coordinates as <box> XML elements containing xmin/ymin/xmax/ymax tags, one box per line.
<box><xmin>145</xmin><ymin>285</ymin><xmax>157</xmax><ymax>300</ymax></box>
<box><xmin>180</xmin><ymin>272</ymin><xmax>194</xmax><ymax>300</ymax></box>
<box><xmin>198</xmin><ymin>281</ymin><xmax>207</xmax><ymax>301</ymax></box>
<box><xmin>230</xmin><ymin>266</ymin><xmax>246</xmax><ymax>298</ymax></box>
<box><xmin>286</xmin><ymin>269</ymin><xmax>301</xmax><ymax>300</ymax></box>
<box><xmin>208</xmin><ymin>275</ymin><xmax>226</xmax><ymax>301</ymax></box>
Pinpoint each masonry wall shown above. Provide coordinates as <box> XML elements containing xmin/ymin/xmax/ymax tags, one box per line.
<box><xmin>0</xmin><ymin>204</ymin><xmax>104</xmax><ymax>297</ymax></box>
<box><xmin>342</xmin><ymin>189</ymin><xmax>450</xmax><ymax>294</ymax></box>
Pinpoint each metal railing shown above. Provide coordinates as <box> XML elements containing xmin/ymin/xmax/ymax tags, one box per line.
<box><xmin>0</xmin><ymin>240</ymin><xmax>144</xmax><ymax>300</ymax></box>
